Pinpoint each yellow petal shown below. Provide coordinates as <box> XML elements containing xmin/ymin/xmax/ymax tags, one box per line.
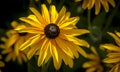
<box><xmin>65</xmin><ymin>41</ymin><xmax>79</xmax><ymax>58</ymax></box>
<box><xmin>108</xmin><ymin>32</ymin><xmax>120</xmax><ymax>47</ymax></box>
<box><xmin>7</xmin><ymin>34</ymin><xmax>19</xmax><ymax>48</ymax></box>
<box><xmin>49</xmin><ymin>5</ymin><xmax>58</xmax><ymax>23</ymax></box>
<box><xmin>28</xmin><ymin>15</ymin><xmax>40</xmax><ymax>24</ymax></box>
<box><xmin>50</xmin><ymin>39</ymin><xmax>59</xmax><ymax>63</ymax></box>
<box><xmin>101</xmin><ymin>0</ymin><xmax>109</xmax><ymax>12</ymax></box>
<box><xmin>19</xmin><ymin>34</ymin><xmax>41</xmax><ymax>50</ymax></box>
<box><xmin>17</xmin><ymin>26</ymin><xmax>44</xmax><ymax>34</ymax></box>
<box><xmin>95</xmin><ymin>0</ymin><xmax>101</xmax><ymax>15</ymax></box>
<box><xmin>100</xmin><ymin>44</ymin><xmax>120</xmax><ymax>52</ymax></box>
<box><xmin>107</xmin><ymin>0</ymin><xmax>116</xmax><ymax>7</ymax></box>
<box><xmin>38</xmin><ymin>38</ymin><xmax>49</xmax><ymax>66</ymax></box>
<box><xmin>86</xmin><ymin>67</ymin><xmax>96</xmax><ymax>72</ymax></box>
<box><xmin>5</xmin><ymin>53</ymin><xmax>13</xmax><ymax>62</ymax></box>
<box><xmin>0</xmin><ymin>61</ymin><xmax>5</xmax><ymax>67</ymax></box>
<box><xmin>115</xmin><ymin>31</ymin><xmax>120</xmax><ymax>38</ymax></box>
<box><xmin>61</xmin><ymin>29</ymin><xmax>90</xmax><ymax>36</ymax></box>
<box><xmin>107</xmin><ymin>52</ymin><xmax>120</xmax><ymax>58</ymax></box>
<box><xmin>19</xmin><ymin>17</ymin><xmax>43</xmax><ymax>29</ymax></box>
<box><xmin>27</xmin><ymin>43</ymin><xmax>40</xmax><ymax>59</ymax></box>
<box><xmin>56</xmin><ymin>6</ymin><xmax>66</xmax><ymax>24</ymax></box>
<box><xmin>82</xmin><ymin>0</ymin><xmax>89</xmax><ymax>9</ymax></box>
<box><xmin>55</xmin><ymin>37</ymin><xmax>74</xmax><ymax>58</ymax></box>
<box><xmin>59</xmin><ymin>17</ymin><xmax>80</xmax><ymax>28</ymax></box>
<box><xmin>103</xmin><ymin>57</ymin><xmax>120</xmax><ymax>63</ymax></box>
<box><xmin>41</xmin><ymin>4</ymin><xmax>50</xmax><ymax>24</ymax></box>
<box><xmin>91</xmin><ymin>46</ymin><xmax>98</xmax><ymax>55</ymax></box>
<box><xmin>88</xmin><ymin>0</ymin><xmax>95</xmax><ymax>9</ymax></box>
<box><xmin>66</xmin><ymin>36</ymin><xmax>89</xmax><ymax>48</ymax></box>
<box><xmin>109</xmin><ymin>63</ymin><xmax>120</xmax><ymax>72</ymax></box>
<box><xmin>57</xmin><ymin>12</ymin><xmax>71</xmax><ymax>26</ymax></box>
<box><xmin>29</xmin><ymin>7</ymin><xmax>47</xmax><ymax>25</ymax></box>
<box><xmin>76</xmin><ymin>46</ymin><xmax>88</xmax><ymax>57</ymax></box>
<box><xmin>83</xmin><ymin>61</ymin><xmax>95</xmax><ymax>68</ymax></box>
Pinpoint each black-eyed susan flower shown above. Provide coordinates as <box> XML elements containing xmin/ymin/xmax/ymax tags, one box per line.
<box><xmin>15</xmin><ymin>4</ymin><xmax>90</xmax><ymax>70</ymax></box>
<box><xmin>0</xmin><ymin>55</ymin><xmax>5</xmax><ymax>72</ymax></box>
<box><xmin>82</xmin><ymin>0</ymin><xmax>116</xmax><ymax>15</ymax></box>
<box><xmin>83</xmin><ymin>46</ymin><xmax>103</xmax><ymax>72</ymax></box>
<box><xmin>0</xmin><ymin>21</ymin><xmax>29</xmax><ymax>64</ymax></box>
<box><xmin>100</xmin><ymin>31</ymin><xmax>120</xmax><ymax>72</ymax></box>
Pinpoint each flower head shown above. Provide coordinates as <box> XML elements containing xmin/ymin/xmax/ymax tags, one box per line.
<box><xmin>100</xmin><ymin>31</ymin><xmax>120</xmax><ymax>72</ymax></box>
<box><xmin>83</xmin><ymin>46</ymin><xmax>103</xmax><ymax>72</ymax></box>
<box><xmin>15</xmin><ymin>4</ymin><xmax>90</xmax><ymax>69</ymax></box>
<box><xmin>82</xmin><ymin>0</ymin><xmax>116</xmax><ymax>15</ymax></box>
<box><xmin>0</xmin><ymin>21</ymin><xmax>29</xmax><ymax>64</ymax></box>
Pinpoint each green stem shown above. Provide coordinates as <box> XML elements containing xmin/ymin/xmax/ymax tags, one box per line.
<box><xmin>88</xmin><ymin>10</ymin><xmax>92</xmax><ymax>29</ymax></box>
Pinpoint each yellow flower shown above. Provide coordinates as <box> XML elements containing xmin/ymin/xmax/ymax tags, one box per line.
<box><xmin>83</xmin><ymin>46</ymin><xmax>103</xmax><ymax>72</ymax></box>
<box><xmin>0</xmin><ymin>21</ymin><xmax>29</xmax><ymax>64</ymax></box>
<box><xmin>15</xmin><ymin>4</ymin><xmax>90</xmax><ymax>70</ymax></box>
<box><xmin>100</xmin><ymin>32</ymin><xmax>120</xmax><ymax>72</ymax></box>
<box><xmin>0</xmin><ymin>55</ymin><xmax>5</xmax><ymax>72</ymax></box>
<box><xmin>82</xmin><ymin>0</ymin><xmax>116</xmax><ymax>15</ymax></box>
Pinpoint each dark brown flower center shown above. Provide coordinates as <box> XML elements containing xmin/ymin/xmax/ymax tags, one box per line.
<box><xmin>44</xmin><ymin>24</ymin><xmax>60</xmax><ymax>38</ymax></box>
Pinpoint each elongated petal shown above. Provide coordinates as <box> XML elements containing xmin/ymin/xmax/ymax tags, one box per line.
<box><xmin>29</xmin><ymin>7</ymin><xmax>47</xmax><ymax>25</ymax></box>
<box><xmin>7</xmin><ymin>34</ymin><xmax>19</xmax><ymax>48</ymax></box>
<box><xmin>100</xmin><ymin>44</ymin><xmax>120</xmax><ymax>52</ymax></box>
<box><xmin>95</xmin><ymin>0</ymin><xmax>101</xmax><ymax>15</ymax></box>
<box><xmin>65</xmin><ymin>41</ymin><xmax>79</xmax><ymax>58</ymax></box>
<box><xmin>108</xmin><ymin>32</ymin><xmax>120</xmax><ymax>47</ymax></box>
<box><xmin>88</xmin><ymin>0</ymin><xmax>95</xmax><ymax>9</ymax></box>
<box><xmin>19</xmin><ymin>17</ymin><xmax>43</xmax><ymax>29</ymax></box>
<box><xmin>49</xmin><ymin>5</ymin><xmax>58</xmax><ymax>23</ymax></box>
<box><xmin>59</xmin><ymin>17</ymin><xmax>80</xmax><ymax>28</ymax></box>
<box><xmin>83</xmin><ymin>61</ymin><xmax>95</xmax><ymax>68</ymax></box>
<box><xmin>103</xmin><ymin>57</ymin><xmax>120</xmax><ymax>63</ymax></box>
<box><xmin>56</xmin><ymin>6</ymin><xmax>66</xmax><ymax>24</ymax></box>
<box><xmin>19</xmin><ymin>34</ymin><xmax>41</xmax><ymax>50</ymax></box>
<box><xmin>101</xmin><ymin>0</ymin><xmax>109</xmax><ymax>12</ymax></box>
<box><xmin>38</xmin><ymin>38</ymin><xmax>49</xmax><ymax>66</ymax></box>
<box><xmin>27</xmin><ymin>42</ymin><xmax>41</xmax><ymax>59</ymax></box>
<box><xmin>50</xmin><ymin>39</ymin><xmax>59</xmax><ymax>63</ymax></box>
<box><xmin>107</xmin><ymin>0</ymin><xmax>115</xmax><ymax>7</ymax></box>
<box><xmin>66</xmin><ymin>36</ymin><xmax>89</xmax><ymax>48</ymax></box>
<box><xmin>82</xmin><ymin>0</ymin><xmax>89</xmax><ymax>9</ymax></box>
<box><xmin>109</xmin><ymin>64</ymin><xmax>120</xmax><ymax>72</ymax></box>
<box><xmin>41</xmin><ymin>4</ymin><xmax>50</xmax><ymax>24</ymax></box>
<box><xmin>17</xmin><ymin>27</ymin><xmax>44</xmax><ymax>34</ymax></box>
<box><xmin>55</xmin><ymin>37</ymin><xmax>73</xmax><ymax>58</ymax></box>
<box><xmin>61</xmin><ymin>29</ymin><xmax>90</xmax><ymax>36</ymax></box>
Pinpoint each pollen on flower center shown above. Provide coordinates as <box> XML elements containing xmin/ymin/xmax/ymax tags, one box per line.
<box><xmin>44</xmin><ymin>24</ymin><xmax>60</xmax><ymax>38</ymax></box>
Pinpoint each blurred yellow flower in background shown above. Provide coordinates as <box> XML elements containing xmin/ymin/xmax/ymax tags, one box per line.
<box><xmin>82</xmin><ymin>0</ymin><xmax>116</xmax><ymax>15</ymax></box>
<box><xmin>47</xmin><ymin>0</ymin><xmax>51</xmax><ymax>4</ymax></box>
<box><xmin>83</xmin><ymin>46</ymin><xmax>103</xmax><ymax>72</ymax></box>
<box><xmin>0</xmin><ymin>55</ymin><xmax>5</xmax><ymax>72</ymax></box>
<box><xmin>15</xmin><ymin>4</ymin><xmax>90</xmax><ymax>70</ymax></box>
<box><xmin>100</xmin><ymin>32</ymin><xmax>120</xmax><ymax>72</ymax></box>
<box><xmin>0</xmin><ymin>21</ymin><xmax>29</xmax><ymax>64</ymax></box>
